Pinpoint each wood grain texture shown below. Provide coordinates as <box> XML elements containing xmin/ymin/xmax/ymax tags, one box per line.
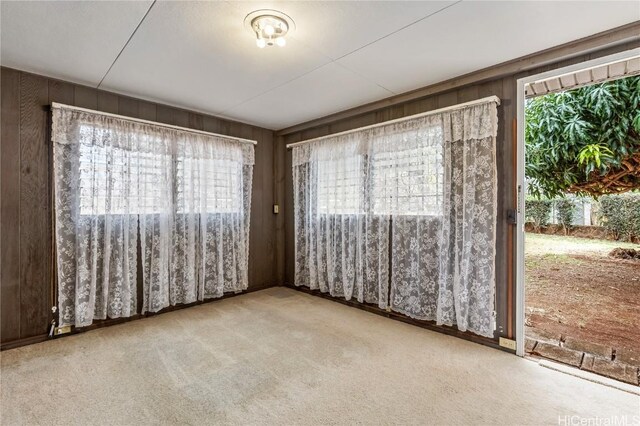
<box><xmin>0</xmin><ymin>67</ymin><xmax>277</xmax><ymax>347</ymax></box>
<box><xmin>48</xmin><ymin>80</ymin><xmax>74</xmax><ymax>105</ymax></box>
<box><xmin>274</xmin><ymin>135</ymin><xmax>286</xmax><ymax>283</ymax></box>
<box><xmin>155</xmin><ymin>104</ymin><xmax>174</xmax><ymax>126</ymax></box>
<box><xmin>202</xmin><ymin>116</ymin><xmax>223</xmax><ymax>134</ymax></box>
<box><xmin>259</xmin><ymin>128</ymin><xmax>276</xmax><ymax>285</ymax></box>
<box><xmin>97</xmin><ymin>91</ymin><xmax>118</xmax><ymax>113</ymax></box>
<box><xmin>118</xmin><ymin>97</ymin><xmax>139</xmax><ymax>118</ymax></box>
<box><xmin>19</xmin><ymin>72</ymin><xmax>50</xmax><ymax>338</ymax></box>
<box><xmin>188</xmin><ymin>112</ymin><xmax>203</xmax><ymax>131</ymax></box>
<box><xmin>73</xmin><ymin>85</ymin><xmax>98</xmax><ymax>110</ymax></box>
<box><xmin>172</xmin><ymin>108</ymin><xmax>189</xmax><ymax>128</ymax></box>
<box><xmin>138</xmin><ymin>101</ymin><xmax>156</xmax><ymax>122</ymax></box>
<box><xmin>1</xmin><ymin>68</ymin><xmax>21</xmax><ymax>342</ymax></box>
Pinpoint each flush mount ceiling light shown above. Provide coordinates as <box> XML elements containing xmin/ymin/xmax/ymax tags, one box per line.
<box><xmin>244</xmin><ymin>10</ymin><xmax>295</xmax><ymax>49</ymax></box>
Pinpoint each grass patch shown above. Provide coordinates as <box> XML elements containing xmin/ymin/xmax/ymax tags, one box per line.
<box><xmin>525</xmin><ymin>233</ymin><xmax>638</xmax><ymax>257</ymax></box>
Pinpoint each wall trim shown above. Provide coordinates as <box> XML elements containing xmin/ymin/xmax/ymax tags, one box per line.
<box><xmin>1</xmin><ymin>284</ymin><xmax>276</xmax><ymax>351</ymax></box>
<box><xmin>285</xmin><ymin>284</ymin><xmax>512</xmax><ymax>353</ymax></box>
<box><xmin>0</xmin><ymin>334</ymin><xmax>49</xmax><ymax>351</ymax></box>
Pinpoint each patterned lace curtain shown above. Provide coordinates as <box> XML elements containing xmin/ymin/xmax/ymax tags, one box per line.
<box><xmin>53</xmin><ymin>107</ymin><xmax>253</xmax><ymax>327</ymax></box>
<box><xmin>144</xmin><ymin>136</ymin><xmax>253</xmax><ymax>313</ymax></box>
<box><xmin>292</xmin><ymin>100</ymin><xmax>498</xmax><ymax>337</ymax></box>
<box><xmin>293</xmin><ymin>134</ymin><xmax>389</xmax><ymax>308</ymax></box>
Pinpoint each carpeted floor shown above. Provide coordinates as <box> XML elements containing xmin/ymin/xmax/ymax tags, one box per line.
<box><xmin>1</xmin><ymin>287</ymin><xmax>638</xmax><ymax>425</ymax></box>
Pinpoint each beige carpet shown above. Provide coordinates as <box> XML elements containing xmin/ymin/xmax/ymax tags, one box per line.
<box><xmin>1</xmin><ymin>287</ymin><xmax>638</xmax><ymax>425</ymax></box>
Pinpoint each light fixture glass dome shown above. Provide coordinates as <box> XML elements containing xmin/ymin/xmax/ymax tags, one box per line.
<box><xmin>244</xmin><ymin>10</ymin><xmax>295</xmax><ymax>49</ymax></box>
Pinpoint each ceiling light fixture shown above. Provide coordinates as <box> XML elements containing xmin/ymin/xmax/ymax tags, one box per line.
<box><xmin>244</xmin><ymin>10</ymin><xmax>295</xmax><ymax>49</ymax></box>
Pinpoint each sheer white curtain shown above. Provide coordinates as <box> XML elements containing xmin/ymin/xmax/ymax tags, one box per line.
<box><xmin>53</xmin><ymin>107</ymin><xmax>253</xmax><ymax>327</ymax></box>
<box><xmin>391</xmin><ymin>102</ymin><xmax>498</xmax><ymax>337</ymax></box>
<box><xmin>292</xmin><ymin>100</ymin><xmax>498</xmax><ymax>337</ymax></box>
<box><xmin>293</xmin><ymin>135</ymin><xmax>389</xmax><ymax>308</ymax></box>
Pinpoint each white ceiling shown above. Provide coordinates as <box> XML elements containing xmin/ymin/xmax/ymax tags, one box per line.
<box><xmin>2</xmin><ymin>1</ymin><xmax>638</xmax><ymax>130</ymax></box>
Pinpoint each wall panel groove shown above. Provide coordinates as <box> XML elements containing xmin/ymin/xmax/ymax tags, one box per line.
<box><xmin>19</xmin><ymin>72</ymin><xmax>50</xmax><ymax>338</ymax></box>
<box><xmin>1</xmin><ymin>68</ymin><xmax>22</xmax><ymax>342</ymax></box>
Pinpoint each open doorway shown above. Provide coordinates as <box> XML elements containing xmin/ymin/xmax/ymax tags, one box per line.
<box><xmin>516</xmin><ymin>50</ymin><xmax>640</xmax><ymax>386</ymax></box>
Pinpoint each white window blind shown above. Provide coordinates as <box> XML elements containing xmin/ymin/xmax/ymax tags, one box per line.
<box><xmin>317</xmin><ymin>156</ymin><xmax>363</xmax><ymax>215</ymax></box>
<box><xmin>176</xmin><ymin>158</ymin><xmax>243</xmax><ymax>213</ymax></box>
<box><xmin>372</xmin><ymin>140</ymin><xmax>443</xmax><ymax>216</ymax></box>
<box><xmin>78</xmin><ymin>128</ymin><xmax>168</xmax><ymax>216</ymax></box>
<box><xmin>77</xmin><ymin>126</ymin><xmax>245</xmax><ymax>215</ymax></box>
<box><xmin>315</xmin><ymin>126</ymin><xmax>444</xmax><ymax>216</ymax></box>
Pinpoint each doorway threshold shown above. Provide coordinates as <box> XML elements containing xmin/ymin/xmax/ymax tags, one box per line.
<box><xmin>525</xmin><ymin>335</ymin><xmax>639</xmax><ymax>387</ymax></box>
<box><xmin>524</xmin><ymin>356</ymin><xmax>640</xmax><ymax>396</ymax></box>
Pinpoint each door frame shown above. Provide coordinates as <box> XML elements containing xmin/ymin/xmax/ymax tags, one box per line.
<box><xmin>515</xmin><ymin>47</ymin><xmax>640</xmax><ymax>356</ymax></box>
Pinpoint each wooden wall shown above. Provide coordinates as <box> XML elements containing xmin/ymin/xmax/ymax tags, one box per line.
<box><xmin>274</xmin><ymin>39</ymin><xmax>640</xmax><ymax>344</ymax></box>
<box><xmin>0</xmin><ymin>67</ymin><xmax>277</xmax><ymax>348</ymax></box>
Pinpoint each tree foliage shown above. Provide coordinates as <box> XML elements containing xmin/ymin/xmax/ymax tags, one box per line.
<box><xmin>526</xmin><ymin>75</ymin><xmax>640</xmax><ymax>199</ymax></box>
<box><xmin>598</xmin><ymin>193</ymin><xmax>640</xmax><ymax>242</ymax></box>
<box><xmin>525</xmin><ymin>198</ymin><xmax>552</xmax><ymax>232</ymax></box>
<box><xmin>555</xmin><ymin>198</ymin><xmax>575</xmax><ymax>234</ymax></box>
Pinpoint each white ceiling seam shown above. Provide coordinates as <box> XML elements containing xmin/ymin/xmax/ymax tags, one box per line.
<box><xmin>2</xmin><ymin>1</ymin><xmax>639</xmax><ymax>129</ymax></box>
<box><xmin>0</xmin><ymin>0</ymin><xmax>154</xmax><ymax>86</ymax></box>
<box><xmin>97</xmin><ymin>0</ymin><xmax>158</xmax><ymax>89</ymax></box>
<box><xmin>220</xmin><ymin>61</ymin><xmax>397</xmax><ymax>121</ymax></box>
<box><xmin>331</xmin><ymin>0</ymin><xmax>462</xmax><ymax>62</ymax></box>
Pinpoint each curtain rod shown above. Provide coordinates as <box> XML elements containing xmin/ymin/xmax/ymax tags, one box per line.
<box><xmin>286</xmin><ymin>95</ymin><xmax>500</xmax><ymax>149</ymax></box>
<box><xmin>51</xmin><ymin>102</ymin><xmax>258</xmax><ymax>145</ymax></box>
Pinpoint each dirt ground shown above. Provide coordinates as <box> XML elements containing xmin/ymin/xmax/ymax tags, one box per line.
<box><xmin>525</xmin><ymin>233</ymin><xmax>640</xmax><ymax>358</ymax></box>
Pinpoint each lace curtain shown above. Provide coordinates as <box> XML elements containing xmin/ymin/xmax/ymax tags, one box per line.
<box><xmin>292</xmin><ymin>100</ymin><xmax>498</xmax><ymax>337</ymax></box>
<box><xmin>53</xmin><ymin>107</ymin><xmax>253</xmax><ymax>327</ymax></box>
<box><xmin>293</xmin><ymin>134</ymin><xmax>389</xmax><ymax>308</ymax></box>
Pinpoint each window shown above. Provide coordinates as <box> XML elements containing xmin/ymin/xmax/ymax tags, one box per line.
<box><xmin>77</xmin><ymin>125</ymin><xmax>244</xmax><ymax>215</ymax></box>
<box><xmin>176</xmin><ymin>158</ymin><xmax>243</xmax><ymax>213</ymax></box>
<box><xmin>317</xmin><ymin>156</ymin><xmax>363</xmax><ymax>215</ymax></box>
<box><xmin>372</xmin><ymin>139</ymin><xmax>443</xmax><ymax>216</ymax></box>
<box><xmin>54</xmin><ymin>105</ymin><xmax>254</xmax><ymax>327</ymax></box>
<box><xmin>314</xmin><ymin>126</ymin><xmax>444</xmax><ymax>217</ymax></box>
<box><xmin>78</xmin><ymin>128</ymin><xmax>169</xmax><ymax>216</ymax></box>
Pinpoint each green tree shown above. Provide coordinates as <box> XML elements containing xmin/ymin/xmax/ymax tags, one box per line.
<box><xmin>525</xmin><ymin>198</ymin><xmax>552</xmax><ymax>232</ymax></box>
<box><xmin>525</xmin><ymin>75</ymin><xmax>640</xmax><ymax>199</ymax></box>
<box><xmin>554</xmin><ymin>198</ymin><xmax>575</xmax><ymax>234</ymax></box>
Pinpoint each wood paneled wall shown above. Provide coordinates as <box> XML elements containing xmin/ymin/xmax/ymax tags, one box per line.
<box><xmin>274</xmin><ymin>40</ymin><xmax>639</xmax><ymax>344</ymax></box>
<box><xmin>0</xmin><ymin>67</ymin><xmax>277</xmax><ymax>348</ymax></box>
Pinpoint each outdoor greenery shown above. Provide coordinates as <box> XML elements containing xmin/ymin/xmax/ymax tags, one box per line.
<box><xmin>525</xmin><ymin>193</ymin><xmax>640</xmax><ymax>241</ymax></box>
<box><xmin>555</xmin><ymin>198</ymin><xmax>575</xmax><ymax>234</ymax></box>
<box><xmin>598</xmin><ymin>193</ymin><xmax>640</xmax><ymax>241</ymax></box>
<box><xmin>526</xmin><ymin>75</ymin><xmax>640</xmax><ymax>199</ymax></box>
<box><xmin>525</xmin><ymin>198</ymin><xmax>552</xmax><ymax>232</ymax></box>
